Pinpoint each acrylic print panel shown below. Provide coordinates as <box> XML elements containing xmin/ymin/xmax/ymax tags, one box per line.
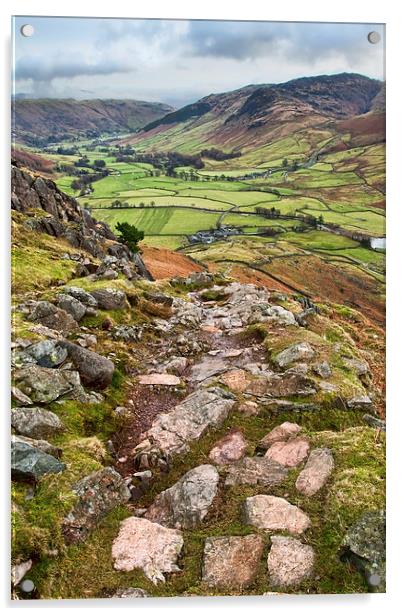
<box><xmin>11</xmin><ymin>15</ymin><xmax>385</xmax><ymax>600</ymax></box>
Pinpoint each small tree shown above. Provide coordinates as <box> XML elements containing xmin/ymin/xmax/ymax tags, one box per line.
<box><xmin>115</xmin><ymin>222</ymin><xmax>144</xmax><ymax>253</ymax></box>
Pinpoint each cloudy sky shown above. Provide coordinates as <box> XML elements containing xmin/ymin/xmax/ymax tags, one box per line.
<box><xmin>12</xmin><ymin>17</ymin><xmax>385</xmax><ymax>107</ymax></box>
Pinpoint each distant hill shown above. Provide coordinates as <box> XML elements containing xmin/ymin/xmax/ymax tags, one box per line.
<box><xmin>126</xmin><ymin>73</ymin><xmax>383</xmax><ymax>154</ymax></box>
<box><xmin>12</xmin><ymin>98</ymin><xmax>175</xmax><ymax>146</ymax></box>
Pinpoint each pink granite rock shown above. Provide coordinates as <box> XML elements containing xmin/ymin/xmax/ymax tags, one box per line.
<box><xmin>259</xmin><ymin>422</ymin><xmax>301</xmax><ymax>450</ymax></box>
<box><xmin>237</xmin><ymin>400</ymin><xmax>259</xmax><ymax>416</ymax></box>
<box><xmin>209</xmin><ymin>430</ymin><xmax>248</xmax><ymax>465</ymax></box>
<box><xmin>202</xmin><ymin>534</ymin><xmax>264</xmax><ymax>589</ymax></box>
<box><xmin>112</xmin><ymin>517</ymin><xmax>183</xmax><ymax>584</ymax></box>
<box><xmin>265</xmin><ymin>437</ymin><xmax>310</xmax><ymax>467</ymax></box>
<box><xmin>268</xmin><ymin>536</ymin><xmax>315</xmax><ymax>587</ymax></box>
<box><xmin>138</xmin><ymin>373</ymin><xmax>181</xmax><ymax>386</ymax></box>
<box><xmin>295</xmin><ymin>448</ymin><xmax>334</xmax><ymax>496</ymax></box>
<box><xmin>243</xmin><ymin>495</ymin><xmax>311</xmax><ymax>535</ymax></box>
<box><xmin>219</xmin><ymin>369</ymin><xmax>251</xmax><ymax>393</ymax></box>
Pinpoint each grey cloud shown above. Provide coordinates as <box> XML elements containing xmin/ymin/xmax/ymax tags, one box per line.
<box><xmin>15</xmin><ymin>55</ymin><xmax>135</xmax><ymax>82</ymax></box>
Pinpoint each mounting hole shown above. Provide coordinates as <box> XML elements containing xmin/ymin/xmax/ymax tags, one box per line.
<box><xmin>367</xmin><ymin>31</ymin><xmax>381</xmax><ymax>44</ymax></box>
<box><xmin>368</xmin><ymin>573</ymin><xmax>381</xmax><ymax>586</ymax></box>
<box><xmin>20</xmin><ymin>579</ymin><xmax>35</xmax><ymax>593</ymax></box>
<box><xmin>20</xmin><ymin>24</ymin><xmax>34</xmax><ymax>37</ymax></box>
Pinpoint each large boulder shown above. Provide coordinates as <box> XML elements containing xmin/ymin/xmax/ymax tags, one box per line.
<box><xmin>112</xmin><ymin>517</ymin><xmax>183</xmax><ymax>584</ymax></box>
<box><xmin>274</xmin><ymin>342</ymin><xmax>315</xmax><ymax>368</ymax></box>
<box><xmin>145</xmin><ymin>465</ymin><xmax>219</xmax><ymax>530</ymax></box>
<box><xmin>13</xmin><ymin>365</ymin><xmax>85</xmax><ymax>403</ymax></box>
<box><xmin>11</xmin><ymin>440</ymin><xmax>65</xmax><ymax>482</ymax></box>
<box><xmin>62</xmin><ymin>286</ymin><xmax>98</xmax><ymax>307</ymax></box>
<box><xmin>20</xmin><ymin>339</ymin><xmax>68</xmax><ymax>368</ymax></box>
<box><xmin>57</xmin><ymin>294</ymin><xmax>87</xmax><ymax>322</ymax></box>
<box><xmin>12</xmin><ymin>435</ymin><xmax>61</xmax><ymax>459</ymax></box>
<box><xmin>90</xmin><ymin>288</ymin><xmax>127</xmax><ymax>310</ymax></box>
<box><xmin>340</xmin><ymin>510</ymin><xmax>385</xmax><ymax>592</ymax></box>
<box><xmin>243</xmin><ymin>495</ymin><xmax>311</xmax><ymax>535</ymax></box>
<box><xmin>62</xmin><ymin>467</ymin><xmax>130</xmax><ymax>543</ymax></box>
<box><xmin>11</xmin><ymin>407</ymin><xmax>65</xmax><ymax>439</ymax></box>
<box><xmin>295</xmin><ymin>448</ymin><xmax>334</xmax><ymax>496</ymax></box>
<box><xmin>28</xmin><ymin>301</ymin><xmax>79</xmax><ymax>335</ymax></box>
<box><xmin>202</xmin><ymin>535</ymin><xmax>264</xmax><ymax>590</ymax></box>
<box><xmin>59</xmin><ymin>341</ymin><xmax>114</xmax><ymax>389</ymax></box>
<box><xmin>225</xmin><ymin>457</ymin><xmax>288</xmax><ymax>488</ymax></box>
<box><xmin>268</xmin><ymin>536</ymin><xmax>315</xmax><ymax>588</ymax></box>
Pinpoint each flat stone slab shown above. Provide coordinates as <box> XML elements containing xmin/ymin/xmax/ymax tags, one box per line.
<box><xmin>274</xmin><ymin>342</ymin><xmax>315</xmax><ymax>368</ymax></box>
<box><xmin>245</xmin><ymin>371</ymin><xmax>316</xmax><ymax>398</ymax></box>
<box><xmin>243</xmin><ymin>495</ymin><xmax>311</xmax><ymax>535</ymax></box>
<box><xmin>209</xmin><ymin>430</ymin><xmax>248</xmax><ymax>465</ymax></box>
<box><xmin>202</xmin><ymin>535</ymin><xmax>264</xmax><ymax>589</ymax></box>
<box><xmin>268</xmin><ymin>536</ymin><xmax>315</xmax><ymax>588</ymax></box>
<box><xmin>11</xmin><ymin>407</ymin><xmax>65</xmax><ymax>439</ymax></box>
<box><xmin>219</xmin><ymin>369</ymin><xmax>251</xmax><ymax>393</ymax></box>
<box><xmin>190</xmin><ymin>357</ymin><xmax>228</xmax><ymax>382</ymax></box>
<box><xmin>135</xmin><ymin>387</ymin><xmax>235</xmax><ymax>458</ymax></box>
<box><xmin>145</xmin><ymin>465</ymin><xmax>219</xmax><ymax>530</ymax></box>
<box><xmin>259</xmin><ymin>422</ymin><xmax>301</xmax><ymax>450</ymax></box>
<box><xmin>112</xmin><ymin>517</ymin><xmax>183</xmax><ymax>584</ymax></box>
<box><xmin>225</xmin><ymin>457</ymin><xmax>288</xmax><ymax>488</ymax></box>
<box><xmin>63</xmin><ymin>467</ymin><xmax>130</xmax><ymax>543</ymax></box>
<box><xmin>265</xmin><ymin>437</ymin><xmax>310</xmax><ymax>468</ymax></box>
<box><xmin>137</xmin><ymin>373</ymin><xmax>181</xmax><ymax>386</ymax></box>
<box><xmin>295</xmin><ymin>448</ymin><xmax>334</xmax><ymax>496</ymax></box>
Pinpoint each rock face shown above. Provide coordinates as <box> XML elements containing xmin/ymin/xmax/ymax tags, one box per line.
<box><xmin>225</xmin><ymin>457</ymin><xmax>288</xmax><ymax>487</ymax></box>
<box><xmin>340</xmin><ymin>510</ymin><xmax>385</xmax><ymax>592</ymax></box>
<box><xmin>11</xmin><ymin>440</ymin><xmax>65</xmax><ymax>482</ymax></box>
<box><xmin>62</xmin><ymin>467</ymin><xmax>130</xmax><ymax>543</ymax></box>
<box><xmin>274</xmin><ymin>343</ymin><xmax>315</xmax><ymax>368</ymax></box>
<box><xmin>112</xmin><ymin>517</ymin><xmax>183</xmax><ymax>584</ymax></box>
<box><xmin>60</xmin><ymin>341</ymin><xmax>115</xmax><ymax>390</ymax></box>
<box><xmin>259</xmin><ymin>422</ymin><xmax>301</xmax><ymax>450</ymax></box>
<box><xmin>145</xmin><ymin>465</ymin><xmax>219</xmax><ymax>530</ymax></box>
<box><xmin>90</xmin><ymin>288</ymin><xmax>127</xmax><ymax>310</ymax></box>
<box><xmin>209</xmin><ymin>430</ymin><xmax>248</xmax><ymax>465</ymax></box>
<box><xmin>265</xmin><ymin>437</ymin><xmax>310</xmax><ymax>468</ymax></box>
<box><xmin>268</xmin><ymin>536</ymin><xmax>315</xmax><ymax>588</ymax></box>
<box><xmin>13</xmin><ymin>366</ymin><xmax>84</xmax><ymax>403</ymax></box>
<box><xmin>295</xmin><ymin>448</ymin><xmax>334</xmax><ymax>496</ymax></box>
<box><xmin>243</xmin><ymin>495</ymin><xmax>311</xmax><ymax>535</ymax></box>
<box><xmin>11</xmin><ymin>407</ymin><xmax>65</xmax><ymax>439</ymax></box>
<box><xmin>28</xmin><ymin>301</ymin><xmax>79</xmax><ymax>335</ymax></box>
<box><xmin>202</xmin><ymin>535</ymin><xmax>264</xmax><ymax>589</ymax></box>
<box><xmin>136</xmin><ymin>387</ymin><xmax>235</xmax><ymax>458</ymax></box>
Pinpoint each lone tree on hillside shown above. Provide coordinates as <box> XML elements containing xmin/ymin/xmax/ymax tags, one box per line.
<box><xmin>115</xmin><ymin>222</ymin><xmax>144</xmax><ymax>253</ymax></box>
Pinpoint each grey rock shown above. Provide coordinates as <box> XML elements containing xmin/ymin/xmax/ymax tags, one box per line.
<box><xmin>363</xmin><ymin>414</ymin><xmax>386</xmax><ymax>432</ymax></box>
<box><xmin>225</xmin><ymin>457</ymin><xmax>288</xmax><ymax>487</ymax></box>
<box><xmin>112</xmin><ymin>588</ymin><xmax>149</xmax><ymax>598</ymax></box>
<box><xmin>63</xmin><ymin>467</ymin><xmax>130</xmax><ymax>543</ymax></box>
<box><xmin>190</xmin><ymin>357</ymin><xmax>228</xmax><ymax>382</ymax></box>
<box><xmin>63</xmin><ymin>286</ymin><xmax>98</xmax><ymax>307</ymax></box>
<box><xmin>13</xmin><ymin>365</ymin><xmax>85</xmax><ymax>403</ymax></box>
<box><xmin>347</xmin><ymin>395</ymin><xmax>374</xmax><ymax>411</ymax></box>
<box><xmin>11</xmin><ymin>407</ymin><xmax>65</xmax><ymax>439</ymax></box>
<box><xmin>57</xmin><ymin>294</ymin><xmax>87</xmax><ymax>322</ymax></box>
<box><xmin>145</xmin><ymin>465</ymin><xmax>219</xmax><ymax>530</ymax></box>
<box><xmin>340</xmin><ymin>510</ymin><xmax>385</xmax><ymax>592</ymax></box>
<box><xmin>112</xmin><ymin>325</ymin><xmax>142</xmax><ymax>342</ymax></box>
<box><xmin>11</xmin><ymin>559</ymin><xmax>33</xmax><ymax>586</ymax></box>
<box><xmin>28</xmin><ymin>301</ymin><xmax>79</xmax><ymax>335</ymax></box>
<box><xmin>11</xmin><ymin>387</ymin><xmax>33</xmax><ymax>406</ymax></box>
<box><xmin>12</xmin><ymin>435</ymin><xmax>62</xmax><ymax>458</ymax></box>
<box><xmin>90</xmin><ymin>288</ymin><xmax>127</xmax><ymax>310</ymax></box>
<box><xmin>313</xmin><ymin>361</ymin><xmax>332</xmax><ymax>379</ymax></box>
<box><xmin>343</xmin><ymin>357</ymin><xmax>370</xmax><ymax>377</ymax></box>
<box><xmin>60</xmin><ymin>341</ymin><xmax>114</xmax><ymax>389</ymax></box>
<box><xmin>24</xmin><ymin>340</ymin><xmax>68</xmax><ymax>368</ymax></box>
<box><xmin>11</xmin><ymin>441</ymin><xmax>65</xmax><ymax>482</ymax></box>
<box><xmin>144</xmin><ymin>292</ymin><xmax>173</xmax><ymax>307</ymax></box>
<box><xmin>274</xmin><ymin>343</ymin><xmax>315</xmax><ymax>368</ymax></box>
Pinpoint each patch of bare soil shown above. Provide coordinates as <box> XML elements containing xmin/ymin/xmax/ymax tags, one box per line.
<box><xmin>140</xmin><ymin>245</ymin><xmax>204</xmax><ymax>279</ymax></box>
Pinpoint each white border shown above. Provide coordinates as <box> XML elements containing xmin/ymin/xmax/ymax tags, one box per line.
<box><xmin>2</xmin><ymin>1</ymin><xmax>401</xmax><ymax>614</ymax></box>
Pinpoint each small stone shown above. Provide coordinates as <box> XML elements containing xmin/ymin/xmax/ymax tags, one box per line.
<box><xmin>145</xmin><ymin>465</ymin><xmax>219</xmax><ymax>530</ymax></box>
<box><xmin>296</xmin><ymin>448</ymin><xmax>334</xmax><ymax>496</ymax></box>
<box><xmin>225</xmin><ymin>457</ymin><xmax>288</xmax><ymax>488</ymax></box>
<box><xmin>11</xmin><ymin>559</ymin><xmax>32</xmax><ymax>586</ymax></box>
<box><xmin>274</xmin><ymin>343</ymin><xmax>315</xmax><ymax>368</ymax></box>
<box><xmin>243</xmin><ymin>495</ymin><xmax>311</xmax><ymax>534</ymax></box>
<box><xmin>11</xmin><ymin>407</ymin><xmax>65</xmax><ymax>439</ymax></box>
<box><xmin>112</xmin><ymin>517</ymin><xmax>183</xmax><ymax>584</ymax></box>
<box><xmin>347</xmin><ymin>395</ymin><xmax>374</xmax><ymax>411</ymax></box>
<box><xmin>90</xmin><ymin>288</ymin><xmax>127</xmax><ymax>310</ymax></box>
<box><xmin>265</xmin><ymin>437</ymin><xmax>310</xmax><ymax>468</ymax></box>
<box><xmin>343</xmin><ymin>357</ymin><xmax>370</xmax><ymax>377</ymax></box>
<box><xmin>11</xmin><ymin>387</ymin><xmax>33</xmax><ymax>406</ymax></box>
<box><xmin>268</xmin><ymin>536</ymin><xmax>315</xmax><ymax>587</ymax></box>
<box><xmin>137</xmin><ymin>374</ymin><xmax>181</xmax><ymax>386</ymax></box>
<box><xmin>202</xmin><ymin>535</ymin><xmax>264</xmax><ymax>589</ymax></box>
<box><xmin>259</xmin><ymin>422</ymin><xmax>301</xmax><ymax>450</ymax></box>
<box><xmin>112</xmin><ymin>588</ymin><xmax>149</xmax><ymax>598</ymax></box>
<box><xmin>237</xmin><ymin>400</ymin><xmax>259</xmax><ymax>416</ymax></box>
<box><xmin>313</xmin><ymin>361</ymin><xmax>332</xmax><ymax>378</ymax></box>
<box><xmin>363</xmin><ymin>414</ymin><xmax>386</xmax><ymax>431</ymax></box>
<box><xmin>209</xmin><ymin>430</ymin><xmax>248</xmax><ymax>465</ymax></box>
<box><xmin>63</xmin><ymin>286</ymin><xmax>98</xmax><ymax>307</ymax></box>
<box><xmin>219</xmin><ymin>369</ymin><xmax>251</xmax><ymax>393</ymax></box>
<box><xmin>164</xmin><ymin>357</ymin><xmax>188</xmax><ymax>375</ymax></box>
